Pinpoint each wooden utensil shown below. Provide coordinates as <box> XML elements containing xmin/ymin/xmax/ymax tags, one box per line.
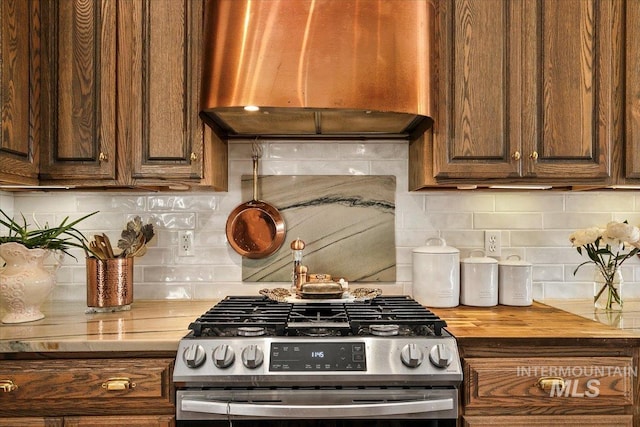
<box><xmin>101</xmin><ymin>233</ymin><xmax>116</xmax><ymax>258</ymax></box>
<box><xmin>95</xmin><ymin>235</ymin><xmax>115</xmax><ymax>259</ymax></box>
<box><xmin>89</xmin><ymin>241</ymin><xmax>106</xmax><ymax>260</ymax></box>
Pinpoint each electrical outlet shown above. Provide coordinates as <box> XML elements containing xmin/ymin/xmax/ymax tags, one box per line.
<box><xmin>484</xmin><ymin>230</ymin><xmax>502</xmax><ymax>257</ymax></box>
<box><xmin>178</xmin><ymin>230</ymin><xmax>194</xmax><ymax>257</ymax></box>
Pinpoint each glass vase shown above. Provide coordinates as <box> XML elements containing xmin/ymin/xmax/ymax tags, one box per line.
<box><xmin>593</xmin><ymin>268</ymin><xmax>623</xmax><ymax>311</ymax></box>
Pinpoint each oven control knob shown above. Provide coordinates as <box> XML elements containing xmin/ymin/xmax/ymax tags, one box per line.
<box><xmin>429</xmin><ymin>343</ymin><xmax>452</xmax><ymax>368</ymax></box>
<box><xmin>183</xmin><ymin>344</ymin><xmax>206</xmax><ymax>368</ymax></box>
<box><xmin>213</xmin><ymin>344</ymin><xmax>235</xmax><ymax>368</ymax></box>
<box><xmin>400</xmin><ymin>343</ymin><xmax>424</xmax><ymax>368</ymax></box>
<box><xmin>241</xmin><ymin>344</ymin><xmax>264</xmax><ymax>369</ymax></box>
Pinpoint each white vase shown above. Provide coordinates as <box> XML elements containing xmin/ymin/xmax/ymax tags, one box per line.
<box><xmin>0</xmin><ymin>242</ymin><xmax>61</xmax><ymax>323</ymax></box>
<box><xmin>593</xmin><ymin>268</ymin><xmax>623</xmax><ymax>311</ymax></box>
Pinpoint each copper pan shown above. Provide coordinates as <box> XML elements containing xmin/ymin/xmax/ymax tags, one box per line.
<box><xmin>225</xmin><ymin>146</ymin><xmax>286</xmax><ymax>258</ymax></box>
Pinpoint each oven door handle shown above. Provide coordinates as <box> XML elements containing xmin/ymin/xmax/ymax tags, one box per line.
<box><xmin>181</xmin><ymin>397</ymin><xmax>454</xmax><ymax>418</ymax></box>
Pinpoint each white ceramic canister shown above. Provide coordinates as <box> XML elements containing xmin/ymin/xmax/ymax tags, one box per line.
<box><xmin>412</xmin><ymin>237</ymin><xmax>460</xmax><ymax>307</ymax></box>
<box><xmin>460</xmin><ymin>249</ymin><xmax>498</xmax><ymax>307</ymax></box>
<box><xmin>498</xmin><ymin>254</ymin><xmax>533</xmax><ymax>306</ymax></box>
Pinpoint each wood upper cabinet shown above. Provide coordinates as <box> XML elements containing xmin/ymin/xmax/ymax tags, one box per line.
<box><xmin>39</xmin><ymin>0</ymin><xmax>117</xmax><ymax>182</ymax></box>
<box><xmin>625</xmin><ymin>0</ymin><xmax>640</xmax><ymax>181</ymax></box>
<box><xmin>39</xmin><ymin>0</ymin><xmax>227</xmax><ymax>190</ymax></box>
<box><xmin>0</xmin><ymin>0</ymin><xmax>40</xmax><ymax>185</ymax></box>
<box><xmin>419</xmin><ymin>0</ymin><xmax>622</xmax><ymax>187</ymax></box>
<box><xmin>119</xmin><ymin>0</ymin><xmax>208</xmax><ymax>185</ymax></box>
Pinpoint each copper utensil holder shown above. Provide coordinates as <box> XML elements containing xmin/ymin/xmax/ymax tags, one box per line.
<box><xmin>87</xmin><ymin>258</ymin><xmax>133</xmax><ymax>308</ymax></box>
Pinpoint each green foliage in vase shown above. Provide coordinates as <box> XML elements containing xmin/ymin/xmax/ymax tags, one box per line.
<box><xmin>0</xmin><ymin>209</ymin><xmax>98</xmax><ymax>259</ymax></box>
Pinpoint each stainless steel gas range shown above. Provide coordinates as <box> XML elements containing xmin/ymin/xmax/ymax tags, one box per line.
<box><xmin>173</xmin><ymin>295</ymin><xmax>462</xmax><ymax>426</ymax></box>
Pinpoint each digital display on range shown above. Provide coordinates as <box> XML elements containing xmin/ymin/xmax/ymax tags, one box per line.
<box><xmin>269</xmin><ymin>342</ymin><xmax>366</xmax><ymax>371</ymax></box>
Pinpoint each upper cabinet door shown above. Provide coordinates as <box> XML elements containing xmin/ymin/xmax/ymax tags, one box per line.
<box><xmin>39</xmin><ymin>0</ymin><xmax>117</xmax><ymax>182</ymax></box>
<box><xmin>0</xmin><ymin>0</ymin><xmax>40</xmax><ymax>185</ymax></box>
<box><xmin>523</xmin><ymin>0</ymin><xmax>621</xmax><ymax>180</ymax></box>
<box><xmin>121</xmin><ymin>0</ymin><xmax>204</xmax><ymax>183</ymax></box>
<box><xmin>432</xmin><ymin>0</ymin><xmax>620</xmax><ymax>183</ymax></box>
<box><xmin>625</xmin><ymin>0</ymin><xmax>640</xmax><ymax>180</ymax></box>
<box><xmin>432</xmin><ymin>0</ymin><xmax>523</xmax><ymax>179</ymax></box>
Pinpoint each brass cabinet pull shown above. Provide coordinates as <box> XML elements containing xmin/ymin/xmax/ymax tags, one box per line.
<box><xmin>190</xmin><ymin>152</ymin><xmax>198</xmax><ymax>161</ymax></box>
<box><xmin>529</xmin><ymin>151</ymin><xmax>539</xmax><ymax>160</ymax></box>
<box><xmin>536</xmin><ymin>376</ymin><xmax>565</xmax><ymax>392</ymax></box>
<box><xmin>511</xmin><ymin>151</ymin><xmax>521</xmax><ymax>161</ymax></box>
<box><xmin>101</xmin><ymin>377</ymin><xmax>136</xmax><ymax>391</ymax></box>
<box><xmin>99</xmin><ymin>152</ymin><xmax>108</xmax><ymax>162</ymax></box>
<box><xmin>0</xmin><ymin>379</ymin><xmax>18</xmax><ymax>393</ymax></box>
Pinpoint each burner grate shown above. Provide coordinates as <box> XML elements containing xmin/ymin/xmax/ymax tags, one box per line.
<box><xmin>346</xmin><ymin>296</ymin><xmax>447</xmax><ymax>336</ymax></box>
<box><xmin>187</xmin><ymin>295</ymin><xmax>447</xmax><ymax>337</ymax></box>
<box><xmin>188</xmin><ymin>297</ymin><xmax>291</xmax><ymax>336</ymax></box>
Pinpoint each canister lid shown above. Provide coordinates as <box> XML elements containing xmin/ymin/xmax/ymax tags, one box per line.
<box><xmin>461</xmin><ymin>249</ymin><xmax>498</xmax><ymax>264</ymax></box>
<box><xmin>413</xmin><ymin>237</ymin><xmax>460</xmax><ymax>254</ymax></box>
<box><xmin>498</xmin><ymin>254</ymin><xmax>532</xmax><ymax>266</ymax></box>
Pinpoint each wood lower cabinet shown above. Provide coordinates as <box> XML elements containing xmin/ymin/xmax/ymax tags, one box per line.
<box><xmin>0</xmin><ymin>417</ymin><xmax>173</xmax><ymax>427</ymax></box>
<box><xmin>0</xmin><ymin>419</ymin><xmax>63</xmax><ymax>427</ymax></box>
<box><xmin>463</xmin><ymin>415</ymin><xmax>633</xmax><ymax>426</ymax></box>
<box><xmin>458</xmin><ymin>346</ymin><xmax>638</xmax><ymax>426</ymax></box>
<box><xmin>0</xmin><ymin>357</ymin><xmax>175</xmax><ymax>425</ymax></box>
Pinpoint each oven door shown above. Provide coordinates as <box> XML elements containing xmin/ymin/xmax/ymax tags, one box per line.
<box><xmin>177</xmin><ymin>387</ymin><xmax>458</xmax><ymax>420</ymax></box>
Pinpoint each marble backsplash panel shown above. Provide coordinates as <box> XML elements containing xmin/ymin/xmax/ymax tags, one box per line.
<box><xmin>241</xmin><ymin>175</ymin><xmax>396</xmax><ymax>282</ymax></box>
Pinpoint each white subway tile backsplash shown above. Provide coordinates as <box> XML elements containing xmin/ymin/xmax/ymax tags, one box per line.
<box><xmin>543</xmin><ymin>212</ymin><xmax>613</xmax><ymax>229</ymax></box>
<box><xmin>494</xmin><ymin>193</ymin><xmax>564</xmax><ymax>212</ymax></box>
<box><xmin>426</xmin><ymin>193</ymin><xmax>494</xmax><ymax>212</ymax></box>
<box><xmin>76</xmin><ymin>194</ymin><xmax>146</xmax><ymax>212</ymax></box>
<box><xmin>565</xmin><ymin>193</ymin><xmax>635</xmax><ymax>212</ymax></box>
<box><xmin>474</xmin><ymin>212</ymin><xmax>543</xmax><ymax>229</ymax></box>
<box><xmin>5</xmin><ymin>141</ymin><xmax>640</xmax><ymax>303</ymax></box>
<box><xmin>511</xmin><ymin>230</ymin><xmax>571</xmax><ymax>247</ymax></box>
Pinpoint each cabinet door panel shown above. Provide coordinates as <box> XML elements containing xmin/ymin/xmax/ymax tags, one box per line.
<box><xmin>0</xmin><ymin>418</ymin><xmax>63</xmax><ymax>427</ymax></box>
<box><xmin>125</xmin><ymin>0</ymin><xmax>204</xmax><ymax>181</ymax></box>
<box><xmin>433</xmin><ymin>0</ymin><xmax>522</xmax><ymax>179</ymax></box>
<box><xmin>463</xmin><ymin>415</ymin><xmax>633</xmax><ymax>427</ymax></box>
<box><xmin>464</xmin><ymin>356</ymin><xmax>634</xmax><ymax>409</ymax></box>
<box><xmin>39</xmin><ymin>0</ymin><xmax>116</xmax><ymax>181</ymax></box>
<box><xmin>0</xmin><ymin>358</ymin><xmax>174</xmax><ymax>417</ymax></box>
<box><xmin>64</xmin><ymin>415</ymin><xmax>174</xmax><ymax>427</ymax></box>
<box><xmin>0</xmin><ymin>0</ymin><xmax>39</xmax><ymax>185</ymax></box>
<box><xmin>524</xmin><ymin>0</ymin><xmax>619</xmax><ymax>179</ymax></box>
<box><xmin>626</xmin><ymin>0</ymin><xmax>640</xmax><ymax>179</ymax></box>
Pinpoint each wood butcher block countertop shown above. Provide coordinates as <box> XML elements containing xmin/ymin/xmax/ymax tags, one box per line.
<box><xmin>1</xmin><ymin>299</ymin><xmax>640</xmax><ymax>354</ymax></box>
<box><xmin>432</xmin><ymin>300</ymin><xmax>640</xmax><ymax>347</ymax></box>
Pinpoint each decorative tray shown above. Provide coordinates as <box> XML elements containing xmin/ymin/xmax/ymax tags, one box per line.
<box><xmin>259</xmin><ymin>287</ymin><xmax>382</xmax><ymax>303</ymax></box>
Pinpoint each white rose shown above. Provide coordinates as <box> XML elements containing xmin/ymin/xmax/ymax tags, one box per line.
<box><xmin>569</xmin><ymin>227</ymin><xmax>602</xmax><ymax>247</ymax></box>
<box><xmin>603</xmin><ymin>221</ymin><xmax>640</xmax><ymax>248</ymax></box>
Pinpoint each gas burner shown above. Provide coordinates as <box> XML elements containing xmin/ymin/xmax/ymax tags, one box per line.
<box><xmin>299</xmin><ymin>328</ymin><xmax>342</xmax><ymax>337</ymax></box>
<box><xmin>237</xmin><ymin>326</ymin><xmax>266</xmax><ymax>337</ymax></box>
<box><xmin>370</xmin><ymin>324</ymin><xmax>399</xmax><ymax>336</ymax></box>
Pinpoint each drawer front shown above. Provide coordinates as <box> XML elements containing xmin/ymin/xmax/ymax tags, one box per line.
<box><xmin>463</xmin><ymin>414</ymin><xmax>633</xmax><ymax>426</ymax></box>
<box><xmin>0</xmin><ymin>358</ymin><xmax>174</xmax><ymax>417</ymax></box>
<box><xmin>64</xmin><ymin>415</ymin><xmax>175</xmax><ymax>426</ymax></box>
<box><xmin>464</xmin><ymin>357</ymin><xmax>634</xmax><ymax>409</ymax></box>
<box><xmin>0</xmin><ymin>418</ymin><xmax>63</xmax><ymax>427</ymax></box>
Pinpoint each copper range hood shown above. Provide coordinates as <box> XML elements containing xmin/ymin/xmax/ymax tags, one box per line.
<box><xmin>200</xmin><ymin>0</ymin><xmax>434</xmax><ymax>139</ymax></box>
